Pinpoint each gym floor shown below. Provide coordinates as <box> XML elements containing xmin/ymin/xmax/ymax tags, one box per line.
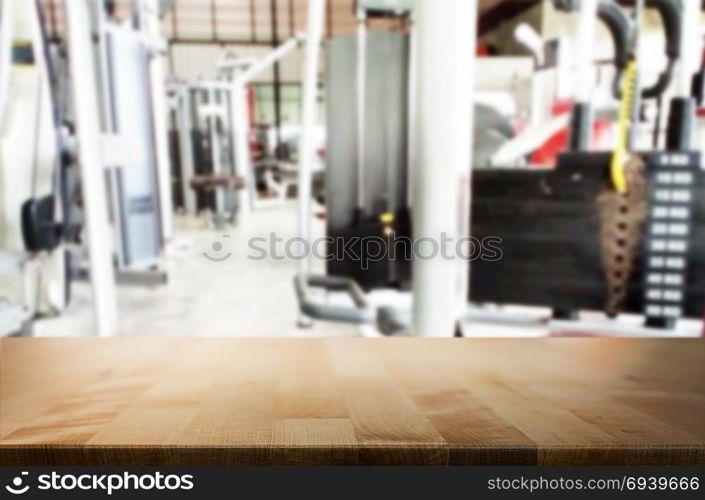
<box><xmin>33</xmin><ymin>203</ymin><xmax>356</xmax><ymax>338</ymax></box>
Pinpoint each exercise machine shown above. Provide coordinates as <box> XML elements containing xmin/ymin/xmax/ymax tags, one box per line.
<box><xmin>59</xmin><ymin>0</ymin><xmax>174</xmax><ymax>335</ymax></box>
<box><xmin>217</xmin><ymin>35</ymin><xmax>307</xmax><ymax>214</ymax></box>
<box><xmin>296</xmin><ymin>0</ymin><xmax>705</xmax><ymax>336</ymax></box>
<box><xmin>295</xmin><ymin>0</ymin><xmax>477</xmax><ymax>335</ymax></box>
<box><xmin>88</xmin><ymin>0</ymin><xmax>171</xmax><ymax>283</ymax></box>
<box><xmin>168</xmin><ymin>79</ymin><xmax>241</xmax><ymax>225</ymax></box>
<box><xmin>0</xmin><ymin>0</ymin><xmax>69</xmax><ymax>336</ymax></box>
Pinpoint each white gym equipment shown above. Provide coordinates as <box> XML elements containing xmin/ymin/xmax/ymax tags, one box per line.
<box><xmin>63</xmin><ymin>0</ymin><xmax>174</xmax><ymax>336</ymax></box>
<box><xmin>0</xmin><ymin>0</ymin><xmax>66</xmax><ymax>336</ymax></box>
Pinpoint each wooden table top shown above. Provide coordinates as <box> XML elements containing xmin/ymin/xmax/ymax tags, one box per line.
<box><xmin>1</xmin><ymin>338</ymin><xmax>704</xmax><ymax>466</ymax></box>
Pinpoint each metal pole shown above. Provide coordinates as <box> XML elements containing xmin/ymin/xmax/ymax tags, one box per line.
<box><xmin>575</xmin><ymin>0</ymin><xmax>598</xmax><ymax>104</ymax></box>
<box><xmin>677</xmin><ymin>0</ymin><xmax>699</xmax><ymax>99</ymax></box>
<box><xmin>355</xmin><ymin>7</ymin><xmax>367</xmax><ymax>212</ymax></box>
<box><xmin>406</xmin><ymin>14</ymin><xmax>416</xmax><ymax>208</ymax></box>
<box><xmin>271</xmin><ymin>0</ymin><xmax>283</xmax><ymax>159</ymax></box>
<box><xmin>0</xmin><ymin>0</ymin><xmax>13</xmax><ymax>122</ymax></box>
<box><xmin>411</xmin><ymin>0</ymin><xmax>476</xmax><ymax>337</ymax></box>
<box><xmin>296</xmin><ymin>0</ymin><xmax>325</xmax><ymax>280</ymax></box>
<box><xmin>178</xmin><ymin>88</ymin><xmax>197</xmax><ymax>214</ymax></box>
<box><xmin>665</xmin><ymin>0</ymin><xmax>698</xmax><ymax>151</ymax></box>
<box><xmin>628</xmin><ymin>0</ymin><xmax>644</xmax><ymax>149</ymax></box>
<box><xmin>209</xmin><ymin>89</ymin><xmax>225</xmax><ymax>214</ymax></box>
<box><xmin>64</xmin><ymin>0</ymin><xmax>118</xmax><ymax>337</ymax></box>
<box><xmin>570</xmin><ymin>0</ymin><xmax>598</xmax><ymax>151</ymax></box>
<box><xmin>232</xmin><ymin>81</ymin><xmax>253</xmax><ymax>218</ymax></box>
<box><xmin>210</xmin><ymin>0</ymin><xmax>217</xmax><ymax>41</ymax></box>
<box><xmin>250</xmin><ymin>0</ymin><xmax>257</xmax><ymax>42</ymax></box>
<box><xmin>237</xmin><ymin>36</ymin><xmax>302</xmax><ymax>82</ymax></box>
<box><xmin>143</xmin><ymin>0</ymin><xmax>174</xmax><ymax>242</ymax></box>
<box><xmin>47</xmin><ymin>0</ymin><xmax>59</xmax><ymax>40</ymax></box>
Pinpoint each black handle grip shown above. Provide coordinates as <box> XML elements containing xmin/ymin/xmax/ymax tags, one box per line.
<box><xmin>553</xmin><ymin>0</ymin><xmax>632</xmax><ymax>98</ymax></box>
<box><xmin>599</xmin><ymin>0</ymin><xmax>631</xmax><ymax>71</ymax></box>
<box><xmin>644</xmin><ymin>0</ymin><xmax>682</xmax><ymax>60</ymax></box>
<box><xmin>617</xmin><ymin>0</ymin><xmax>683</xmax><ymax>99</ymax></box>
<box><xmin>643</xmin><ymin>0</ymin><xmax>682</xmax><ymax>98</ymax></box>
<box><xmin>597</xmin><ymin>0</ymin><xmax>632</xmax><ymax>98</ymax></box>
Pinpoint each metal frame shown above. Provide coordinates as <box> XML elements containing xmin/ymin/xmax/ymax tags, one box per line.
<box><xmin>170</xmin><ymin>79</ymin><xmax>236</xmax><ymax>219</ymax></box>
<box><xmin>90</xmin><ymin>0</ymin><xmax>170</xmax><ymax>277</ymax></box>
<box><xmin>63</xmin><ymin>0</ymin><xmax>118</xmax><ymax>337</ymax></box>
<box><xmin>295</xmin><ymin>0</ymin><xmax>325</xmax><ymax>327</ymax></box>
<box><xmin>355</xmin><ymin>7</ymin><xmax>367</xmax><ymax>211</ymax></box>
<box><xmin>61</xmin><ymin>0</ymin><xmax>175</xmax><ymax>335</ymax></box>
<box><xmin>139</xmin><ymin>0</ymin><xmax>174</xmax><ymax>243</ymax></box>
<box><xmin>294</xmin><ymin>0</ymin><xmax>479</xmax><ymax>336</ymax></box>
<box><xmin>410</xmin><ymin>0</ymin><xmax>477</xmax><ymax>337</ymax></box>
<box><xmin>218</xmin><ymin>34</ymin><xmax>305</xmax><ymax>218</ymax></box>
<box><xmin>173</xmin><ymin>85</ymin><xmax>197</xmax><ymax>214</ymax></box>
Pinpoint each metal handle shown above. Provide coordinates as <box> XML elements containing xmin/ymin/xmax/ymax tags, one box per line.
<box><xmin>295</xmin><ymin>274</ymin><xmax>375</xmax><ymax>324</ymax></box>
<box><xmin>640</xmin><ymin>0</ymin><xmax>682</xmax><ymax>99</ymax></box>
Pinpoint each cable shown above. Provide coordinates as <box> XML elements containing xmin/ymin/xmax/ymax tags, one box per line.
<box><xmin>611</xmin><ymin>61</ymin><xmax>637</xmax><ymax>194</ymax></box>
<box><xmin>610</xmin><ymin>0</ymin><xmax>645</xmax><ymax>194</ymax></box>
<box><xmin>30</xmin><ymin>76</ymin><xmax>44</xmax><ymax>199</ymax></box>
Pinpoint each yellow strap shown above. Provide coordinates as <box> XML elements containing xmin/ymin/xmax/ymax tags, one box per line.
<box><xmin>610</xmin><ymin>61</ymin><xmax>637</xmax><ymax>194</ymax></box>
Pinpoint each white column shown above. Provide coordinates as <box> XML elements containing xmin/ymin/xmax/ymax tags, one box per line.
<box><xmin>296</xmin><ymin>0</ymin><xmax>325</xmax><ymax>278</ymax></box>
<box><xmin>575</xmin><ymin>0</ymin><xmax>598</xmax><ymax>104</ymax></box>
<box><xmin>209</xmin><ymin>88</ymin><xmax>225</xmax><ymax>214</ymax></box>
<box><xmin>64</xmin><ymin>0</ymin><xmax>118</xmax><ymax>337</ymax></box>
<box><xmin>0</xmin><ymin>0</ymin><xmax>13</xmax><ymax>121</ymax></box>
<box><xmin>177</xmin><ymin>88</ymin><xmax>197</xmax><ymax>214</ymax></box>
<box><xmin>406</xmin><ymin>14</ymin><xmax>417</xmax><ymax>207</ymax></box>
<box><xmin>232</xmin><ymin>81</ymin><xmax>253</xmax><ymax>219</ymax></box>
<box><xmin>145</xmin><ymin>0</ymin><xmax>174</xmax><ymax>242</ymax></box>
<box><xmin>411</xmin><ymin>0</ymin><xmax>476</xmax><ymax>337</ymax></box>
<box><xmin>356</xmin><ymin>7</ymin><xmax>367</xmax><ymax>209</ymax></box>
<box><xmin>678</xmin><ymin>0</ymin><xmax>701</xmax><ymax>99</ymax></box>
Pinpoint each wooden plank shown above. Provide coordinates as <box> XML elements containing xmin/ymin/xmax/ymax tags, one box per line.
<box><xmin>273</xmin><ymin>341</ymin><xmax>347</xmax><ymax>419</ymax></box>
<box><xmin>271</xmin><ymin>419</ymin><xmax>358</xmax><ymax>465</ymax></box>
<box><xmin>379</xmin><ymin>340</ymin><xmax>536</xmax><ymax>465</ymax></box>
<box><xmin>1</xmin><ymin>338</ymin><xmax>704</xmax><ymax>466</ymax></box>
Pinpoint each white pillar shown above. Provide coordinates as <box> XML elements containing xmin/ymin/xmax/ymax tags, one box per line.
<box><xmin>232</xmin><ymin>81</ymin><xmax>253</xmax><ymax>219</ymax></box>
<box><xmin>177</xmin><ymin>88</ymin><xmax>197</xmax><ymax>214</ymax></box>
<box><xmin>296</xmin><ymin>0</ymin><xmax>325</xmax><ymax>278</ymax></box>
<box><xmin>406</xmin><ymin>14</ymin><xmax>417</xmax><ymax>207</ymax></box>
<box><xmin>575</xmin><ymin>0</ymin><xmax>598</xmax><ymax>104</ymax></box>
<box><xmin>0</xmin><ymin>0</ymin><xmax>13</xmax><ymax>121</ymax></box>
<box><xmin>411</xmin><ymin>0</ymin><xmax>476</xmax><ymax>337</ymax></box>
<box><xmin>144</xmin><ymin>0</ymin><xmax>174</xmax><ymax>242</ymax></box>
<box><xmin>356</xmin><ymin>7</ymin><xmax>367</xmax><ymax>209</ymax></box>
<box><xmin>64</xmin><ymin>0</ymin><xmax>118</xmax><ymax>337</ymax></box>
<box><xmin>678</xmin><ymin>0</ymin><xmax>700</xmax><ymax>99</ymax></box>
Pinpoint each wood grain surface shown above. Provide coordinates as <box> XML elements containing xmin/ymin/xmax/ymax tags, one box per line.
<box><xmin>1</xmin><ymin>338</ymin><xmax>704</xmax><ymax>466</ymax></box>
